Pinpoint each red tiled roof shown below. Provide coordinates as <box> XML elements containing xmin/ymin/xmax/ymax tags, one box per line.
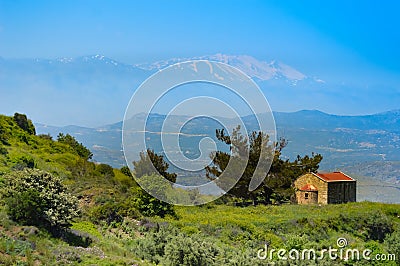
<box><xmin>314</xmin><ymin>172</ymin><xmax>355</xmax><ymax>182</ymax></box>
<box><xmin>300</xmin><ymin>184</ymin><xmax>318</xmax><ymax>191</ymax></box>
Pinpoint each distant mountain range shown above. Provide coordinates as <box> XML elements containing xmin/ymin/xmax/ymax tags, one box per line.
<box><xmin>2</xmin><ymin>53</ymin><xmax>397</xmax><ymax>126</ymax></box>
<box><xmin>134</xmin><ymin>53</ymin><xmax>312</xmax><ymax>83</ymax></box>
<box><xmin>0</xmin><ymin>53</ymin><xmax>309</xmax><ymax>82</ymax></box>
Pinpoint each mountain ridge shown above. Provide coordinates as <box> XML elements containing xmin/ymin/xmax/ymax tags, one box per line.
<box><xmin>1</xmin><ymin>53</ymin><xmax>314</xmax><ymax>83</ymax></box>
<box><xmin>134</xmin><ymin>53</ymin><xmax>310</xmax><ymax>82</ymax></box>
<box><xmin>35</xmin><ymin>109</ymin><xmax>400</xmax><ymax>131</ymax></box>
<box><xmin>2</xmin><ymin>53</ymin><xmax>398</xmax><ymax>127</ymax></box>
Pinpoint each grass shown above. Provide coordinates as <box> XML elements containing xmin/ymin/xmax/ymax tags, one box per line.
<box><xmin>156</xmin><ymin>202</ymin><xmax>400</xmax><ymax>249</ymax></box>
<box><xmin>1</xmin><ymin>199</ymin><xmax>399</xmax><ymax>265</ymax></box>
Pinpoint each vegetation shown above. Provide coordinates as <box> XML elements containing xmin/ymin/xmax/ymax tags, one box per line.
<box><xmin>206</xmin><ymin>126</ymin><xmax>323</xmax><ymax>204</ymax></box>
<box><xmin>57</xmin><ymin>133</ymin><xmax>93</xmax><ymax>160</ymax></box>
<box><xmin>0</xmin><ymin>113</ymin><xmax>399</xmax><ymax>265</ymax></box>
<box><xmin>96</xmin><ymin>163</ymin><xmax>115</xmax><ymax>178</ymax></box>
<box><xmin>1</xmin><ymin>168</ymin><xmax>80</xmax><ymax>228</ymax></box>
<box><xmin>13</xmin><ymin>113</ymin><xmax>36</xmax><ymax>135</ymax></box>
<box><xmin>133</xmin><ymin>148</ymin><xmax>177</xmax><ymax>183</ymax></box>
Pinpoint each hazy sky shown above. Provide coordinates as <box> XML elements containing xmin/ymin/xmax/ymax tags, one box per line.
<box><xmin>0</xmin><ymin>1</ymin><xmax>399</xmax><ymax>126</ymax></box>
<box><xmin>0</xmin><ymin>0</ymin><xmax>399</xmax><ymax>83</ymax></box>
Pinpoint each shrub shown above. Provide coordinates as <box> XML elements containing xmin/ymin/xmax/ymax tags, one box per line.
<box><xmin>364</xmin><ymin>212</ymin><xmax>394</xmax><ymax>242</ymax></box>
<box><xmin>0</xmin><ymin>145</ymin><xmax>7</xmax><ymax>155</ymax></box>
<box><xmin>384</xmin><ymin>230</ymin><xmax>400</xmax><ymax>261</ymax></box>
<box><xmin>10</xmin><ymin>155</ymin><xmax>35</xmax><ymax>170</ymax></box>
<box><xmin>89</xmin><ymin>202</ymin><xmax>123</xmax><ymax>225</ymax></box>
<box><xmin>57</xmin><ymin>133</ymin><xmax>93</xmax><ymax>160</ymax></box>
<box><xmin>13</xmin><ymin>113</ymin><xmax>36</xmax><ymax>135</ymax></box>
<box><xmin>1</xmin><ymin>169</ymin><xmax>80</xmax><ymax>228</ymax></box>
<box><xmin>38</xmin><ymin>133</ymin><xmax>53</xmax><ymax>140</ymax></box>
<box><xmin>164</xmin><ymin>234</ymin><xmax>220</xmax><ymax>266</ymax></box>
<box><xmin>120</xmin><ymin>166</ymin><xmax>133</xmax><ymax>177</ymax></box>
<box><xmin>284</xmin><ymin>234</ymin><xmax>308</xmax><ymax>250</ymax></box>
<box><xmin>5</xmin><ymin>189</ymin><xmax>46</xmax><ymax>226</ymax></box>
<box><xmin>134</xmin><ymin>225</ymin><xmax>176</xmax><ymax>263</ymax></box>
<box><xmin>71</xmin><ymin>221</ymin><xmax>103</xmax><ymax>239</ymax></box>
<box><xmin>96</xmin><ymin>163</ymin><xmax>115</xmax><ymax>177</ymax></box>
<box><xmin>131</xmin><ymin>175</ymin><xmax>175</xmax><ymax>218</ymax></box>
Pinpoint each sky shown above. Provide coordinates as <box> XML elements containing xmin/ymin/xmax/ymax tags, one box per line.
<box><xmin>1</xmin><ymin>1</ymin><xmax>399</xmax><ymax>78</ymax></box>
<box><xmin>0</xmin><ymin>0</ymin><xmax>399</xmax><ymax>126</ymax></box>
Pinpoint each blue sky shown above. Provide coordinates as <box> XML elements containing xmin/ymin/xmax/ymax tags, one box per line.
<box><xmin>0</xmin><ymin>0</ymin><xmax>399</xmax><ymax>126</ymax></box>
<box><xmin>0</xmin><ymin>0</ymin><xmax>399</xmax><ymax>82</ymax></box>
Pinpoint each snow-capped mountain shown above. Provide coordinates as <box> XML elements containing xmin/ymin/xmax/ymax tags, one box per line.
<box><xmin>2</xmin><ymin>53</ymin><xmax>395</xmax><ymax>127</ymax></box>
<box><xmin>7</xmin><ymin>53</ymin><xmax>313</xmax><ymax>85</ymax></box>
<box><xmin>135</xmin><ymin>53</ymin><xmax>308</xmax><ymax>82</ymax></box>
<box><xmin>28</xmin><ymin>54</ymin><xmax>134</xmax><ymax>69</ymax></box>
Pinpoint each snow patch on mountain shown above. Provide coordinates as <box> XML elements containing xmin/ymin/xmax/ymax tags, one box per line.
<box><xmin>135</xmin><ymin>53</ymin><xmax>307</xmax><ymax>82</ymax></box>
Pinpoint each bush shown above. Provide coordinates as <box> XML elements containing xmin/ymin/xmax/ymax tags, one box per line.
<box><xmin>164</xmin><ymin>234</ymin><xmax>220</xmax><ymax>266</ymax></box>
<box><xmin>13</xmin><ymin>113</ymin><xmax>36</xmax><ymax>135</ymax></box>
<box><xmin>364</xmin><ymin>212</ymin><xmax>394</xmax><ymax>242</ymax></box>
<box><xmin>134</xmin><ymin>225</ymin><xmax>176</xmax><ymax>263</ymax></box>
<box><xmin>10</xmin><ymin>155</ymin><xmax>35</xmax><ymax>170</ymax></box>
<box><xmin>57</xmin><ymin>133</ymin><xmax>93</xmax><ymax>160</ymax></box>
<box><xmin>284</xmin><ymin>234</ymin><xmax>308</xmax><ymax>250</ymax></box>
<box><xmin>96</xmin><ymin>163</ymin><xmax>115</xmax><ymax>177</ymax></box>
<box><xmin>131</xmin><ymin>175</ymin><xmax>175</xmax><ymax>218</ymax></box>
<box><xmin>89</xmin><ymin>202</ymin><xmax>123</xmax><ymax>225</ymax></box>
<box><xmin>0</xmin><ymin>145</ymin><xmax>7</xmax><ymax>155</ymax></box>
<box><xmin>120</xmin><ymin>166</ymin><xmax>133</xmax><ymax>177</ymax></box>
<box><xmin>1</xmin><ymin>169</ymin><xmax>80</xmax><ymax>228</ymax></box>
<box><xmin>133</xmin><ymin>224</ymin><xmax>260</xmax><ymax>266</ymax></box>
<box><xmin>5</xmin><ymin>189</ymin><xmax>46</xmax><ymax>226</ymax></box>
<box><xmin>38</xmin><ymin>133</ymin><xmax>53</xmax><ymax>140</ymax></box>
<box><xmin>384</xmin><ymin>230</ymin><xmax>400</xmax><ymax>261</ymax></box>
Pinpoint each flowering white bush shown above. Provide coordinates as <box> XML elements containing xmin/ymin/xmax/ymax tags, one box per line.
<box><xmin>1</xmin><ymin>169</ymin><xmax>79</xmax><ymax>227</ymax></box>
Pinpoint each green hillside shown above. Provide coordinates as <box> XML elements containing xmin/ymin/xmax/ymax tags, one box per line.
<box><xmin>0</xmin><ymin>113</ymin><xmax>399</xmax><ymax>265</ymax></box>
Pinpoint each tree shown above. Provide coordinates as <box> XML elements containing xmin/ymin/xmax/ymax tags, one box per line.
<box><xmin>131</xmin><ymin>174</ymin><xmax>175</xmax><ymax>217</ymax></box>
<box><xmin>96</xmin><ymin>163</ymin><xmax>115</xmax><ymax>177</ymax></box>
<box><xmin>120</xmin><ymin>166</ymin><xmax>133</xmax><ymax>177</ymax></box>
<box><xmin>133</xmin><ymin>149</ymin><xmax>177</xmax><ymax>183</ymax></box>
<box><xmin>206</xmin><ymin>127</ymin><xmax>323</xmax><ymax>204</ymax></box>
<box><xmin>206</xmin><ymin>126</ymin><xmax>273</xmax><ymax>203</ymax></box>
<box><xmin>57</xmin><ymin>133</ymin><xmax>93</xmax><ymax>160</ymax></box>
<box><xmin>38</xmin><ymin>133</ymin><xmax>53</xmax><ymax>140</ymax></box>
<box><xmin>132</xmin><ymin>150</ymin><xmax>177</xmax><ymax>217</ymax></box>
<box><xmin>0</xmin><ymin>169</ymin><xmax>80</xmax><ymax>228</ymax></box>
<box><xmin>13</xmin><ymin>113</ymin><xmax>36</xmax><ymax>135</ymax></box>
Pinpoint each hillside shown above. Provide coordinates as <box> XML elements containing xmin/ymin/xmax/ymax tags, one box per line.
<box><xmin>1</xmin><ymin>113</ymin><xmax>399</xmax><ymax>265</ymax></box>
<box><xmin>0</xmin><ymin>113</ymin><xmax>146</xmax><ymax>264</ymax></box>
<box><xmin>35</xmin><ymin>110</ymin><xmax>400</xmax><ymax>203</ymax></box>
